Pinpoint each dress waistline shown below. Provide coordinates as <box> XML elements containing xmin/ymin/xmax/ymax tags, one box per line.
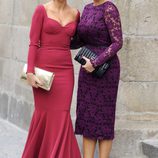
<box><xmin>85</xmin><ymin>44</ymin><xmax>108</xmax><ymax>48</ymax></box>
<box><xmin>39</xmin><ymin>45</ymin><xmax>70</xmax><ymax>51</ymax></box>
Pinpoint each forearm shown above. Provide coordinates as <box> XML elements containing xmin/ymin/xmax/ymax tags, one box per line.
<box><xmin>91</xmin><ymin>41</ymin><xmax>123</xmax><ymax>67</ymax></box>
<box><xmin>91</xmin><ymin>3</ymin><xmax>123</xmax><ymax>67</ymax></box>
<box><xmin>26</xmin><ymin>5</ymin><xmax>43</xmax><ymax>73</ymax></box>
<box><xmin>26</xmin><ymin>46</ymin><xmax>38</xmax><ymax>73</ymax></box>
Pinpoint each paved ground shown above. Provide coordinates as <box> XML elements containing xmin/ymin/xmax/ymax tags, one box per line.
<box><xmin>0</xmin><ymin>118</ymin><xmax>150</xmax><ymax>158</ymax></box>
<box><xmin>0</xmin><ymin>118</ymin><xmax>84</xmax><ymax>158</ymax></box>
<box><xmin>0</xmin><ymin>118</ymin><xmax>27</xmax><ymax>158</ymax></box>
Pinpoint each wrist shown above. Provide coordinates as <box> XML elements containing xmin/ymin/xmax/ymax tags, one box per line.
<box><xmin>27</xmin><ymin>73</ymin><xmax>35</xmax><ymax>76</ymax></box>
<box><xmin>26</xmin><ymin>67</ymin><xmax>35</xmax><ymax>74</ymax></box>
<box><xmin>90</xmin><ymin>58</ymin><xmax>97</xmax><ymax>68</ymax></box>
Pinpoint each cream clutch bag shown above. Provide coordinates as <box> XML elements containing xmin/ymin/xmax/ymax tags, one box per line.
<box><xmin>20</xmin><ymin>64</ymin><xmax>55</xmax><ymax>91</ymax></box>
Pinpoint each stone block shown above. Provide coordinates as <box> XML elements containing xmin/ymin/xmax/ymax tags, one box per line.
<box><xmin>0</xmin><ymin>93</ymin><xmax>9</xmax><ymax>119</ymax></box>
<box><xmin>115</xmin><ymin>0</ymin><xmax>158</xmax><ymax>36</ymax></box>
<box><xmin>118</xmin><ymin>36</ymin><xmax>128</xmax><ymax>81</ymax></box>
<box><xmin>0</xmin><ymin>58</ymin><xmax>5</xmax><ymax>79</ymax></box>
<box><xmin>12</xmin><ymin>26</ymin><xmax>29</xmax><ymax>62</ymax></box>
<box><xmin>0</xmin><ymin>58</ymin><xmax>26</xmax><ymax>91</ymax></box>
<box><xmin>123</xmin><ymin>113</ymin><xmax>158</xmax><ymax>122</ymax></box>
<box><xmin>117</xmin><ymin>81</ymin><xmax>158</xmax><ymax>114</ymax></box>
<box><xmin>8</xmin><ymin>96</ymin><xmax>33</xmax><ymax>130</ymax></box>
<box><xmin>14</xmin><ymin>81</ymin><xmax>34</xmax><ymax>104</ymax></box>
<box><xmin>111</xmin><ymin>129</ymin><xmax>143</xmax><ymax>158</ymax></box>
<box><xmin>142</xmin><ymin>139</ymin><xmax>158</xmax><ymax>158</ymax></box>
<box><xmin>0</xmin><ymin>0</ymin><xmax>14</xmax><ymax>24</ymax></box>
<box><xmin>129</xmin><ymin>0</ymin><xmax>158</xmax><ymax>36</ymax></box>
<box><xmin>120</xmin><ymin>37</ymin><xmax>158</xmax><ymax>82</ymax></box>
<box><xmin>110</xmin><ymin>120</ymin><xmax>158</xmax><ymax>158</ymax></box>
<box><xmin>0</xmin><ymin>58</ymin><xmax>15</xmax><ymax>92</ymax></box>
<box><xmin>114</xmin><ymin>0</ymin><xmax>130</xmax><ymax>34</ymax></box>
<box><xmin>12</xmin><ymin>0</ymin><xmax>38</xmax><ymax>26</ymax></box>
<box><xmin>0</xmin><ymin>25</ymin><xmax>13</xmax><ymax>58</ymax></box>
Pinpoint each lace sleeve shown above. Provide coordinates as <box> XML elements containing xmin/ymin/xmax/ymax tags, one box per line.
<box><xmin>91</xmin><ymin>3</ymin><xmax>123</xmax><ymax>68</ymax></box>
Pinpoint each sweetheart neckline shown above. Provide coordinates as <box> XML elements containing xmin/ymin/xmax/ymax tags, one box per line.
<box><xmin>47</xmin><ymin>17</ymin><xmax>77</xmax><ymax>27</ymax></box>
<box><xmin>41</xmin><ymin>4</ymin><xmax>78</xmax><ymax>28</ymax></box>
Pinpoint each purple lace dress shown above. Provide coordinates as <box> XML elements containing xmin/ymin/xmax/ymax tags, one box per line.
<box><xmin>74</xmin><ymin>1</ymin><xmax>123</xmax><ymax>140</ymax></box>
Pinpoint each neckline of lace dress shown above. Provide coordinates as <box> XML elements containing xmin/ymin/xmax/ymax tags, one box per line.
<box><xmin>92</xmin><ymin>1</ymin><xmax>111</xmax><ymax>7</ymax></box>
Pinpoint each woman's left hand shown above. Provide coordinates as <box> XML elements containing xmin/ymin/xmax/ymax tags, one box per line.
<box><xmin>82</xmin><ymin>56</ymin><xmax>95</xmax><ymax>73</ymax></box>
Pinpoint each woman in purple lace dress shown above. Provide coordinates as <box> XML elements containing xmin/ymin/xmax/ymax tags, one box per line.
<box><xmin>71</xmin><ymin>0</ymin><xmax>123</xmax><ymax>157</ymax></box>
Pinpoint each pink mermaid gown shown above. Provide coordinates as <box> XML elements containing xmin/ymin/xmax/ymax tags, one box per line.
<box><xmin>21</xmin><ymin>4</ymin><xmax>81</xmax><ymax>158</ymax></box>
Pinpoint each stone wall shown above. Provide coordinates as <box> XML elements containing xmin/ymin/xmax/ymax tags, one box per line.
<box><xmin>0</xmin><ymin>0</ymin><xmax>157</xmax><ymax>157</ymax></box>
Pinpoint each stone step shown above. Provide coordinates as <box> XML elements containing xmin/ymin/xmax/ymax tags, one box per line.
<box><xmin>142</xmin><ymin>139</ymin><xmax>158</xmax><ymax>158</ymax></box>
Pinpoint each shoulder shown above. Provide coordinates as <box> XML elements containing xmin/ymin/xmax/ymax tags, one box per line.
<box><xmin>68</xmin><ymin>6</ymin><xmax>80</xmax><ymax>19</ymax></box>
<box><xmin>29</xmin><ymin>4</ymin><xmax>45</xmax><ymax>22</ymax></box>
<box><xmin>104</xmin><ymin>1</ymin><xmax>120</xmax><ymax>15</ymax></box>
<box><xmin>34</xmin><ymin>4</ymin><xmax>44</xmax><ymax>12</ymax></box>
<box><xmin>32</xmin><ymin>4</ymin><xmax>45</xmax><ymax>17</ymax></box>
<box><xmin>70</xmin><ymin>7</ymin><xmax>78</xmax><ymax>13</ymax></box>
<box><xmin>84</xmin><ymin>3</ymin><xmax>93</xmax><ymax>9</ymax></box>
<box><xmin>69</xmin><ymin>6</ymin><xmax>79</xmax><ymax>16</ymax></box>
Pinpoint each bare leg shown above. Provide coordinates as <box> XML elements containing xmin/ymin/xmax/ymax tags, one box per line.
<box><xmin>83</xmin><ymin>136</ymin><xmax>97</xmax><ymax>158</ymax></box>
<box><xmin>98</xmin><ymin>140</ymin><xmax>113</xmax><ymax>158</ymax></box>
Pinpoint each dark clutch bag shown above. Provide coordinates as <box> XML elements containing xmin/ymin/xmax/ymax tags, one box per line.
<box><xmin>74</xmin><ymin>46</ymin><xmax>110</xmax><ymax>78</ymax></box>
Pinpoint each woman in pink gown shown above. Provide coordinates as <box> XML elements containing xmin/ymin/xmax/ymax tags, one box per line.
<box><xmin>21</xmin><ymin>0</ymin><xmax>81</xmax><ymax>158</ymax></box>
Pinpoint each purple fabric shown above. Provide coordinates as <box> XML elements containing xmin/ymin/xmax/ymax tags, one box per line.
<box><xmin>74</xmin><ymin>1</ymin><xmax>123</xmax><ymax>140</ymax></box>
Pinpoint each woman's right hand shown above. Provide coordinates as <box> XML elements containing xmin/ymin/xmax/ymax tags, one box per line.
<box><xmin>26</xmin><ymin>73</ymin><xmax>43</xmax><ymax>88</ymax></box>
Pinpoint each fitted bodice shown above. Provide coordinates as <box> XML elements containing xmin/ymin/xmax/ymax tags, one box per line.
<box><xmin>40</xmin><ymin>5</ymin><xmax>78</xmax><ymax>48</ymax></box>
<box><xmin>26</xmin><ymin>4</ymin><xmax>79</xmax><ymax>73</ymax></box>
<box><xmin>78</xmin><ymin>3</ymin><xmax>111</xmax><ymax>47</ymax></box>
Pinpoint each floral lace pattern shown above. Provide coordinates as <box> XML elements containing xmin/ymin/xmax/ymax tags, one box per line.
<box><xmin>89</xmin><ymin>2</ymin><xmax>123</xmax><ymax>67</ymax></box>
<box><xmin>74</xmin><ymin>1</ymin><xmax>123</xmax><ymax>140</ymax></box>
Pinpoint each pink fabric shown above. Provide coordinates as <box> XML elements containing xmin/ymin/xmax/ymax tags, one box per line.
<box><xmin>22</xmin><ymin>4</ymin><xmax>81</xmax><ymax>158</ymax></box>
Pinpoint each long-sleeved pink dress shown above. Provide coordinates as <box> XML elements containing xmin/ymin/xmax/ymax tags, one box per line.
<box><xmin>21</xmin><ymin>4</ymin><xmax>81</xmax><ymax>158</ymax></box>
